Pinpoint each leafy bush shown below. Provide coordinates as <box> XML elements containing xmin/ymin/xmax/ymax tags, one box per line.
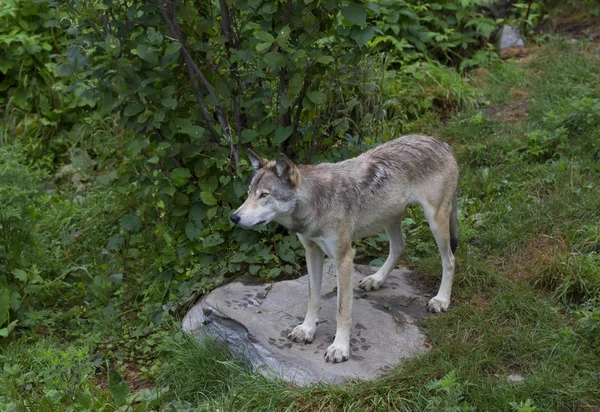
<box><xmin>0</xmin><ymin>146</ymin><xmax>45</xmax><ymax>336</ymax></box>
<box><xmin>56</xmin><ymin>1</ymin><xmax>498</xmax><ymax>297</ymax></box>
<box><xmin>0</xmin><ymin>0</ymin><xmax>97</xmax><ymax>168</ymax></box>
<box><xmin>370</xmin><ymin>0</ymin><xmax>498</xmax><ymax>66</ymax></box>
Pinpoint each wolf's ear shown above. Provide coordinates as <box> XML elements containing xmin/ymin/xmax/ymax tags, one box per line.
<box><xmin>275</xmin><ymin>153</ymin><xmax>300</xmax><ymax>186</ymax></box>
<box><xmin>247</xmin><ymin>148</ymin><xmax>267</xmax><ymax>170</ymax></box>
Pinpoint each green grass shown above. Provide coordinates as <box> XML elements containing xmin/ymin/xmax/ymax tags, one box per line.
<box><xmin>2</xmin><ymin>37</ymin><xmax>600</xmax><ymax>411</ymax></box>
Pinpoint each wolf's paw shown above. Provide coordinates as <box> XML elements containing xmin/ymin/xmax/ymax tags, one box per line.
<box><xmin>358</xmin><ymin>274</ymin><xmax>384</xmax><ymax>291</ymax></box>
<box><xmin>324</xmin><ymin>342</ymin><xmax>350</xmax><ymax>363</ymax></box>
<box><xmin>288</xmin><ymin>323</ymin><xmax>316</xmax><ymax>343</ymax></box>
<box><xmin>427</xmin><ymin>296</ymin><xmax>450</xmax><ymax>313</ymax></box>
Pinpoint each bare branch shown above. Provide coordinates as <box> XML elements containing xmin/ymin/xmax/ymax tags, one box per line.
<box><xmin>286</xmin><ymin>57</ymin><xmax>317</xmax><ymax>157</ymax></box>
<box><xmin>157</xmin><ymin>0</ymin><xmax>233</xmax><ymax>169</ymax></box>
<box><xmin>157</xmin><ymin>0</ymin><xmax>237</xmax><ymax>171</ymax></box>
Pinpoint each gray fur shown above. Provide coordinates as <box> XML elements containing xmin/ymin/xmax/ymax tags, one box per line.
<box><xmin>231</xmin><ymin>135</ymin><xmax>459</xmax><ymax>363</ymax></box>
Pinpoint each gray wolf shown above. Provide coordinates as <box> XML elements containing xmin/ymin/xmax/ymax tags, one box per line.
<box><xmin>230</xmin><ymin>135</ymin><xmax>459</xmax><ymax>363</ymax></box>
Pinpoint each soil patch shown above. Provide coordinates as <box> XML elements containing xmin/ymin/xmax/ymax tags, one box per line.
<box><xmin>485</xmin><ymin>87</ymin><xmax>530</xmax><ymax>124</ymax></box>
<box><xmin>538</xmin><ymin>5</ymin><xmax>600</xmax><ymax>39</ymax></box>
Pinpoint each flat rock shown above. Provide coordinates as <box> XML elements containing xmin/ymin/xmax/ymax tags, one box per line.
<box><xmin>183</xmin><ymin>260</ymin><xmax>430</xmax><ymax>386</ymax></box>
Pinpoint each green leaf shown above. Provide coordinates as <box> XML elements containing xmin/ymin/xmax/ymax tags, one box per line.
<box><xmin>11</xmin><ymin>269</ymin><xmax>27</xmax><ymax>283</ymax></box>
<box><xmin>219</xmin><ymin>175</ymin><xmax>231</xmax><ymax>186</ymax></box>
<box><xmin>199</xmin><ymin>175</ymin><xmax>219</xmax><ymax>193</ymax></box>
<box><xmin>241</xmin><ymin>129</ymin><xmax>258</xmax><ymax>143</ymax></box>
<box><xmin>9</xmin><ymin>291</ymin><xmax>21</xmax><ymax>311</ymax></box>
<box><xmin>0</xmin><ymin>289</ymin><xmax>10</xmax><ymax>326</ymax></box>
<box><xmin>0</xmin><ymin>61</ymin><xmax>13</xmax><ymax>74</ymax></box>
<box><xmin>256</xmin><ymin>42</ymin><xmax>272</xmax><ymax>53</ymax></box>
<box><xmin>278</xmin><ymin>246</ymin><xmax>295</xmax><ymax>263</ymax></box>
<box><xmin>0</xmin><ymin>320</ymin><xmax>18</xmax><ymax>338</ymax></box>
<box><xmin>170</xmin><ymin>168</ymin><xmax>191</xmax><ymax>186</ymax></box>
<box><xmin>262</xmin><ymin>2</ymin><xmax>277</xmax><ymax>13</ymax></box>
<box><xmin>307</xmin><ymin>90</ymin><xmax>326</xmax><ymax>105</ymax></box>
<box><xmin>172</xmin><ymin>207</ymin><xmax>188</xmax><ymax>217</ymax></box>
<box><xmin>97</xmin><ymin>170</ymin><xmax>117</xmax><ymax>185</ymax></box>
<box><xmin>185</xmin><ymin>222</ymin><xmax>202</xmax><ymax>240</ymax></box>
<box><xmin>123</xmin><ymin>103</ymin><xmax>144</xmax><ymax>117</ymax></box>
<box><xmin>350</xmin><ymin>26</ymin><xmax>375</xmax><ymax>47</ymax></box>
<box><xmin>189</xmin><ymin>203</ymin><xmax>207</xmax><ymax>223</ymax></box>
<box><xmin>200</xmin><ymin>192</ymin><xmax>217</xmax><ymax>206</ymax></box>
<box><xmin>161</xmin><ymin>42</ymin><xmax>181</xmax><ymax>66</ymax></box>
<box><xmin>233</xmin><ymin>179</ymin><xmax>247</xmax><ymax>198</ymax></box>
<box><xmin>121</xmin><ymin>214</ymin><xmax>142</xmax><ymax>232</ymax></box>
<box><xmin>162</xmin><ymin>186</ymin><xmax>176</xmax><ymax>196</ymax></box>
<box><xmin>136</xmin><ymin>44</ymin><xmax>158</xmax><ymax>64</ymax></box>
<box><xmin>127</xmin><ymin>139</ymin><xmax>148</xmax><ymax>157</ymax></box>
<box><xmin>289</xmin><ymin>72</ymin><xmax>304</xmax><ymax>96</ymax></box>
<box><xmin>107</xmin><ymin>234</ymin><xmax>125</xmax><ymax>251</ymax></box>
<box><xmin>254</xmin><ymin>31</ymin><xmax>275</xmax><ymax>43</ymax></box>
<box><xmin>177</xmin><ymin>119</ymin><xmax>205</xmax><ymax>139</ymax></box>
<box><xmin>274</xmin><ymin>126</ymin><xmax>294</xmax><ymax>145</ymax></box>
<box><xmin>203</xmin><ymin>234</ymin><xmax>225</xmax><ymax>248</ymax></box>
<box><xmin>175</xmin><ymin>193</ymin><xmax>189</xmax><ymax>206</ymax></box>
<box><xmin>164</xmin><ymin>42</ymin><xmax>181</xmax><ymax>56</ymax></box>
<box><xmin>108</xmin><ymin>370</ymin><xmax>130</xmax><ymax>407</ymax></box>
<box><xmin>264</xmin><ymin>51</ymin><xmax>285</xmax><ymax>69</ymax></box>
<box><xmin>230</xmin><ymin>252</ymin><xmax>248</xmax><ymax>263</ymax></box>
<box><xmin>162</xmin><ymin>97</ymin><xmax>177</xmax><ymax>110</ymax></box>
<box><xmin>55</xmin><ymin>62</ymin><xmax>75</xmax><ymax>76</ymax></box>
<box><xmin>316</xmin><ymin>55</ymin><xmax>335</xmax><ymax>65</ymax></box>
<box><xmin>207</xmin><ymin>207</ymin><xmax>218</xmax><ymax>220</ymax></box>
<box><xmin>147</xmin><ymin>27</ymin><xmax>163</xmax><ymax>45</ymax></box>
<box><xmin>342</xmin><ymin>2</ymin><xmax>367</xmax><ymax>26</ymax></box>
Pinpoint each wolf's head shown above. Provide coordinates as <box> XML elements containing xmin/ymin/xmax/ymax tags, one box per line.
<box><xmin>230</xmin><ymin>149</ymin><xmax>300</xmax><ymax>228</ymax></box>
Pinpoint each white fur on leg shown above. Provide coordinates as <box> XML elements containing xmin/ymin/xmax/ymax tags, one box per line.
<box><xmin>326</xmin><ymin>242</ymin><xmax>353</xmax><ymax>363</ymax></box>
<box><xmin>422</xmin><ymin>202</ymin><xmax>455</xmax><ymax>315</ymax></box>
<box><xmin>325</xmin><ymin>336</ymin><xmax>350</xmax><ymax>363</ymax></box>
<box><xmin>288</xmin><ymin>322</ymin><xmax>317</xmax><ymax>343</ymax></box>
<box><xmin>358</xmin><ymin>273</ymin><xmax>385</xmax><ymax>291</ymax></box>
<box><xmin>427</xmin><ymin>295</ymin><xmax>450</xmax><ymax>312</ymax></box>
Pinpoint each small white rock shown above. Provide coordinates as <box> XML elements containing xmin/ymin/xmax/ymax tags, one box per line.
<box><xmin>508</xmin><ymin>373</ymin><xmax>525</xmax><ymax>384</ymax></box>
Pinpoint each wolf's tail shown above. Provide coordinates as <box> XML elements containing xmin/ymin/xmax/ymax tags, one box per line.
<box><xmin>450</xmin><ymin>192</ymin><xmax>458</xmax><ymax>254</ymax></box>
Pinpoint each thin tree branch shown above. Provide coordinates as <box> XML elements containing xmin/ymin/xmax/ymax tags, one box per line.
<box><xmin>218</xmin><ymin>0</ymin><xmax>242</xmax><ymax>168</ymax></box>
<box><xmin>287</xmin><ymin>57</ymin><xmax>317</xmax><ymax>156</ymax></box>
<box><xmin>158</xmin><ymin>0</ymin><xmax>237</xmax><ymax>171</ymax></box>
<box><xmin>157</xmin><ymin>0</ymin><xmax>233</xmax><ymax>169</ymax></box>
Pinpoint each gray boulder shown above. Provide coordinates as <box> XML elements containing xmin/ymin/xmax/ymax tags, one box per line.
<box><xmin>183</xmin><ymin>260</ymin><xmax>430</xmax><ymax>386</ymax></box>
<box><xmin>498</xmin><ymin>25</ymin><xmax>525</xmax><ymax>50</ymax></box>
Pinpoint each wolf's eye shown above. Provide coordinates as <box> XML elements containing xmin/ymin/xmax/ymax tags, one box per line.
<box><xmin>259</xmin><ymin>192</ymin><xmax>269</xmax><ymax>199</ymax></box>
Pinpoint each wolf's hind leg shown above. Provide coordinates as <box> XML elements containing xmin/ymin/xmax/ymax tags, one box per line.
<box><xmin>288</xmin><ymin>237</ymin><xmax>324</xmax><ymax>343</ymax></box>
<box><xmin>423</xmin><ymin>201</ymin><xmax>455</xmax><ymax>312</ymax></box>
<box><xmin>359</xmin><ymin>219</ymin><xmax>405</xmax><ymax>291</ymax></box>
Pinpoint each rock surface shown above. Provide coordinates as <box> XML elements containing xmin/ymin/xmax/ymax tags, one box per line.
<box><xmin>183</xmin><ymin>260</ymin><xmax>430</xmax><ymax>386</ymax></box>
<box><xmin>498</xmin><ymin>25</ymin><xmax>525</xmax><ymax>50</ymax></box>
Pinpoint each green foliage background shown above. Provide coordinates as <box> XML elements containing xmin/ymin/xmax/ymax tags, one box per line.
<box><xmin>1</xmin><ymin>0</ymin><xmax>600</xmax><ymax>410</ymax></box>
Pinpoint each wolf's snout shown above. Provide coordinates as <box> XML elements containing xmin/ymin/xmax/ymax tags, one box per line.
<box><xmin>230</xmin><ymin>213</ymin><xmax>241</xmax><ymax>224</ymax></box>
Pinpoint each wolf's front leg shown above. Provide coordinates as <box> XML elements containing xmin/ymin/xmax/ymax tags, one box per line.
<box><xmin>288</xmin><ymin>238</ymin><xmax>324</xmax><ymax>343</ymax></box>
<box><xmin>325</xmin><ymin>245</ymin><xmax>354</xmax><ymax>363</ymax></box>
